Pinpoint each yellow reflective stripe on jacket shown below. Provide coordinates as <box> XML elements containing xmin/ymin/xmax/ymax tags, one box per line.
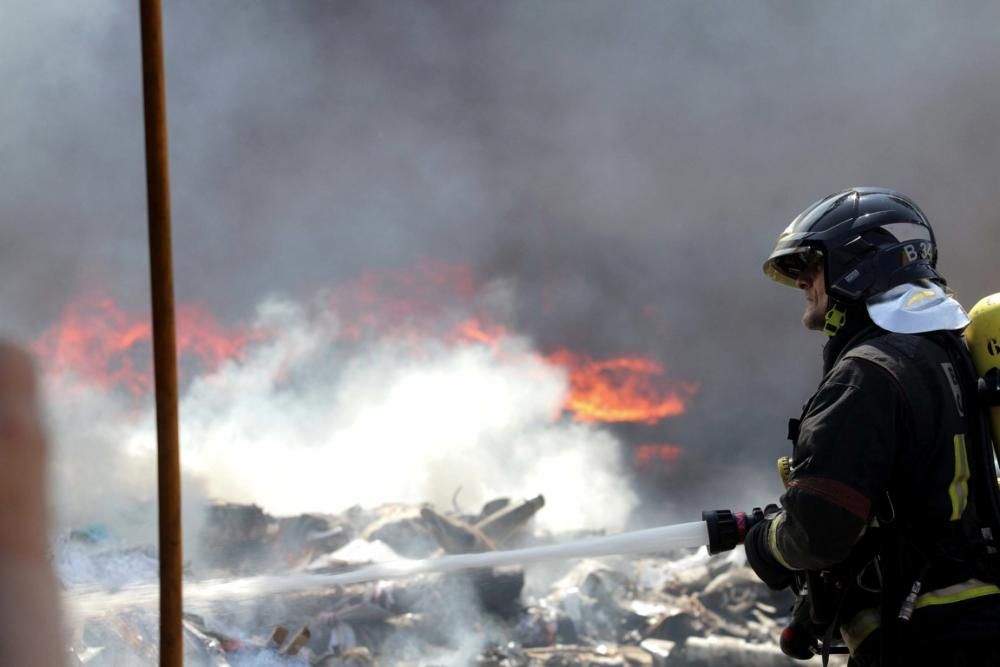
<box><xmin>840</xmin><ymin>579</ymin><xmax>1000</xmax><ymax>655</ymax></box>
<box><xmin>914</xmin><ymin>578</ymin><xmax>1000</xmax><ymax>610</ymax></box>
<box><xmin>948</xmin><ymin>434</ymin><xmax>970</xmax><ymax>521</ymax></box>
<box><xmin>841</xmin><ymin>607</ymin><xmax>880</xmax><ymax>654</ymax></box>
<box><xmin>766</xmin><ymin>512</ymin><xmax>796</xmax><ymax>570</ymax></box>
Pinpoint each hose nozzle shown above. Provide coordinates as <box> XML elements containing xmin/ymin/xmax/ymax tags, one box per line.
<box><xmin>702</xmin><ymin>506</ymin><xmax>774</xmax><ymax>554</ymax></box>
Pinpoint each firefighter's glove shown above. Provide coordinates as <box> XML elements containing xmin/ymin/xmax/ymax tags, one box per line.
<box><xmin>744</xmin><ymin>515</ymin><xmax>793</xmax><ymax>590</ymax></box>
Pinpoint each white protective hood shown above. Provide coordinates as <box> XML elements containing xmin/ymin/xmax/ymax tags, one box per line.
<box><xmin>866</xmin><ymin>281</ymin><xmax>970</xmax><ymax>334</ymax></box>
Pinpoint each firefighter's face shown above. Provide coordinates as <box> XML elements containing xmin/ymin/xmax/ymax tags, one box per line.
<box><xmin>797</xmin><ymin>267</ymin><xmax>828</xmax><ymax>331</ymax></box>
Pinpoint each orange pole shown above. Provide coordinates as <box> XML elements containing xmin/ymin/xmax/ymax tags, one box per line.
<box><xmin>138</xmin><ymin>1</ymin><xmax>183</xmax><ymax>665</ymax></box>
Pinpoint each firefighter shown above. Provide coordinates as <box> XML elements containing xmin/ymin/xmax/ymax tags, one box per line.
<box><xmin>745</xmin><ymin>187</ymin><xmax>1000</xmax><ymax>665</ymax></box>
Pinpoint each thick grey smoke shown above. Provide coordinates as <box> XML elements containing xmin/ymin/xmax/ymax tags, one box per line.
<box><xmin>5</xmin><ymin>1</ymin><xmax>1000</xmax><ymax>522</ymax></box>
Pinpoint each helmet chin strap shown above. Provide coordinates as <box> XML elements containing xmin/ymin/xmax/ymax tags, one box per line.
<box><xmin>823</xmin><ymin>301</ymin><xmax>848</xmax><ymax>337</ymax></box>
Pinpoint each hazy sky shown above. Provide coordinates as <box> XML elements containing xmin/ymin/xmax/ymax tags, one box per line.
<box><xmin>5</xmin><ymin>2</ymin><xmax>1000</xmax><ymax>510</ymax></box>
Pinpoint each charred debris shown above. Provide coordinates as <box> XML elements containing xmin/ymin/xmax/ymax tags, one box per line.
<box><xmin>63</xmin><ymin>495</ymin><xmax>842</xmax><ymax>667</ymax></box>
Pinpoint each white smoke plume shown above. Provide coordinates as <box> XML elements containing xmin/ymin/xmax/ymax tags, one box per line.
<box><xmin>45</xmin><ymin>294</ymin><xmax>638</xmax><ymax>545</ymax></box>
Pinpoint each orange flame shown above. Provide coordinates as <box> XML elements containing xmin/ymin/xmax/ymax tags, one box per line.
<box><xmin>436</xmin><ymin>318</ymin><xmax>697</xmax><ymax>425</ymax></box>
<box><xmin>452</xmin><ymin>319</ymin><xmax>509</xmax><ymax>347</ymax></box>
<box><xmin>33</xmin><ymin>294</ymin><xmax>264</xmax><ymax>394</ymax></box>
<box><xmin>545</xmin><ymin>349</ymin><xmax>694</xmax><ymax>424</ymax></box>
<box><xmin>633</xmin><ymin>443</ymin><xmax>684</xmax><ymax>466</ymax></box>
<box><xmin>33</xmin><ymin>263</ymin><xmax>698</xmax><ymax>429</ymax></box>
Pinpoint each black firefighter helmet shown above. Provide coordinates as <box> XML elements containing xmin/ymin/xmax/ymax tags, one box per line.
<box><xmin>763</xmin><ymin>187</ymin><xmax>944</xmax><ymax>302</ymax></box>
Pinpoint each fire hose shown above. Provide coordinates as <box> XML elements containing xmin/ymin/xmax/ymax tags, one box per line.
<box><xmin>67</xmin><ymin>507</ymin><xmax>827</xmax><ymax>659</ymax></box>
<box><xmin>63</xmin><ymin>504</ymin><xmax>877</xmax><ymax>662</ymax></box>
<box><xmin>69</xmin><ymin>519</ymin><xmax>713</xmax><ymax>616</ymax></box>
<box><xmin>204</xmin><ymin>508</ymin><xmax>826</xmax><ymax>659</ymax></box>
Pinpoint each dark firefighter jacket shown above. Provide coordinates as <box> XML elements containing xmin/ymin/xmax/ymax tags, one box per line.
<box><xmin>765</xmin><ymin>316</ymin><xmax>1000</xmax><ymax>660</ymax></box>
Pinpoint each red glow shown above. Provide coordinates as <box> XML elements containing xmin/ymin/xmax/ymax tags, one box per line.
<box><xmin>452</xmin><ymin>319</ymin><xmax>509</xmax><ymax>346</ymax></box>
<box><xmin>33</xmin><ymin>294</ymin><xmax>264</xmax><ymax>394</ymax></box>
<box><xmin>633</xmin><ymin>443</ymin><xmax>684</xmax><ymax>466</ymax></box>
<box><xmin>328</xmin><ymin>261</ymin><xmax>480</xmax><ymax>340</ymax></box>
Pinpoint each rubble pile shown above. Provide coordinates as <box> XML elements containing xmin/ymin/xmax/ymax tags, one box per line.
<box><xmin>62</xmin><ymin>496</ymin><xmax>844</xmax><ymax>667</ymax></box>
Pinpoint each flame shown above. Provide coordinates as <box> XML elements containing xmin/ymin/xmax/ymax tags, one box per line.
<box><xmin>633</xmin><ymin>443</ymin><xmax>684</xmax><ymax>466</ymax></box>
<box><xmin>33</xmin><ymin>263</ymin><xmax>697</xmax><ymax>429</ymax></box>
<box><xmin>545</xmin><ymin>349</ymin><xmax>694</xmax><ymax>424</ymax></box>
<box><xmin>33</xmin><ymin>294</ymin><xmax>264</xmax><ymax>394</ymax></box>
<box><xmin>435</xmin><ymin>317</ymin><xmax>697</xmax><ymax>426</ymax></box>
<box><xmin>452</xmin><ymin>319</ymin><xmax>509</xmax><ymax>347</ymax></box>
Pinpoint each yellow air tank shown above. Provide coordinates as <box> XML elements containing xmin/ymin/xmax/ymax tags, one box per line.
<box><xmin>964</xmin><ymin>293</ymin><xmax>1000</xmax><ymax>451</ymax></box>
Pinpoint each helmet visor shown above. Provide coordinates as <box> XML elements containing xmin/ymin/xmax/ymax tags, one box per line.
<box><xmin>763</xmin><ymin>246</ymin><xmax>824</xmax><ymax>288</ymax></box>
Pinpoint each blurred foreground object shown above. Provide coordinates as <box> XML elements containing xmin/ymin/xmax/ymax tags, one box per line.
<box><xmin>0</xmin><ymin>342</ymin><xmax>64</xmax><ymax>667</ymax></box>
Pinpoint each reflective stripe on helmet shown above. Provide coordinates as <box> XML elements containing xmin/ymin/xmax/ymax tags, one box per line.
<box><xmin>881</xmin><ymin>222</ymin><xmax>933</xmax><ymax>243</ymax></box>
